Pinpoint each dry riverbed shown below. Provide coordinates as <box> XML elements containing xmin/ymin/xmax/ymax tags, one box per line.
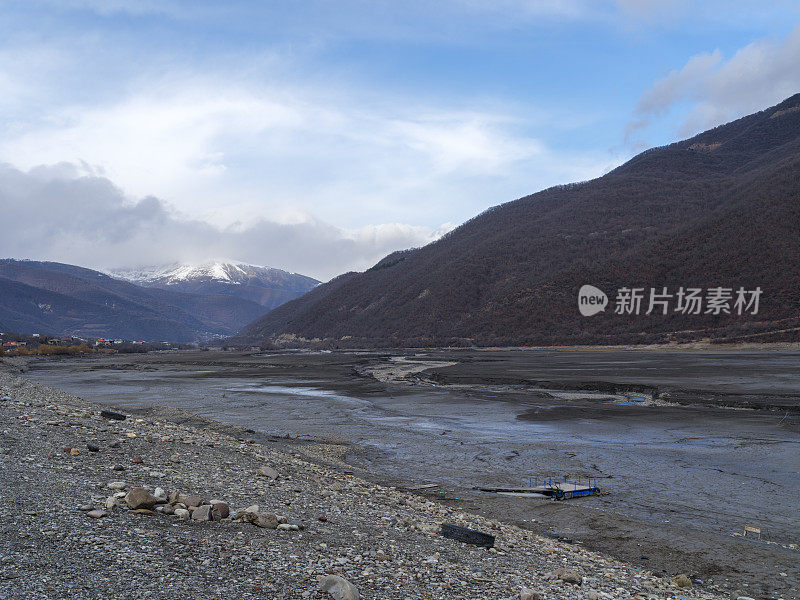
<box><xmin>0</xmin><ymin>369</ymin><xmax>738</xmax><ymax>600</ymax></box>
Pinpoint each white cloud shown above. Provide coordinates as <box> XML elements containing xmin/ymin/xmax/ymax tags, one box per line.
<box><xmin>0</xmin><ymin>26</ymin><xmax>617</xmax><ymax>280</ymax></box>
<box><xmin>628</xmin><ymin>26</ymin><xmax>800</xmax><ymax>142</ymax></box>
<box><xmin>0</xmin><ymin>70</ymin><xmax>606</xmax><ymax>230</ymax></box>
<box><xmin>0</xmin><ymin>162</ymin><xmax>451</xmax><ymax>281</ymax></box>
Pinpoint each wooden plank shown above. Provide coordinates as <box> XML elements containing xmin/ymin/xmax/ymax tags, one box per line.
<box><xmin>100</xmin><ymin>410</ymin><xmax>127</xmax><ymax>421</ymax></box>
<box><xmin>440</xmin><ymin>523</ymin><xmax>495</xmax><ymax>548</ymax></box>
<box><xmin>497</xmin><ymin>492</ymin><xmax>548</xmax><ymax>498</ymax></box>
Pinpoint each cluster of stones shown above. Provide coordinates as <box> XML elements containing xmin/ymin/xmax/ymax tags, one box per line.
<box><xmin>81</xmin><ymin>469</ymin><xmax>306</xmax><ymax>532</ymax></box>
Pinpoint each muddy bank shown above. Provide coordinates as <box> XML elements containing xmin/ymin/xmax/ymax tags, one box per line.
<box><xmin>415</xmin><ymin>348</ymin><xmax>800</xmax><ymax>413</ymax></box>
<box><xmin>10</xmin><ymin>369</ymin><xmax>702</xmax><ymax>600</ymax></box>
<box><xmin>15</xmin><ymin>348</ymin><xmax>800</xmax><ymax>599</ymax></box>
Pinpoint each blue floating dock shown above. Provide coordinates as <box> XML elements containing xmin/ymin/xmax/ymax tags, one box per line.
<box><xmin>476</xmin><ymin>477</ymin><xmax>601</xmax><ymax>500</ymax></box>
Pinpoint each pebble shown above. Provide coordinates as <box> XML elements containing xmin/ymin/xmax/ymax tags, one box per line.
<box><xmin>131</xmin><ymin>456</ymin><xmax>143</xmax><ymax>464</ymax></box>
<box><xmin>555</xmin><ymin>568</ymin><xmax>583</xmax><ymax>585</ymax></box>
<box><xmin>256</xmin><ymin>513</ymin><xmax>279</xmax><ymax>529</ymax></box>
<box><xmin>86</xmin><ymin>442</ymin><xmax>99</xmax><ymax>452</ymax></box>
<box><xmin>256</xmin><ymin>465</ymin><xmax>279</xmax><ymax>479</ymax></box>
<box><xmin>236</xmin><ymin>505</ymin><xmax>259</xmax><ymax>520</ymax></box>
<box><xmin>86</xmin><ymin>509</ymin><xmax>107</xmax><ymax>519</ymax></box>
<box><xmin>174</xmin><ymin>508</ymin><xmax>190</xmax><ymax>520</ymax></box>
<box><xmin>183</xmin><ymin>494</ymin><xmax>204</xmax><ymax>508</ymax></box>
<box><xmin>520</xmin><ymin>588</ymin><xmax>542</xmax><ymax>600</ymax></box>
<box><xmin>107</xmin><ymin>481</ymin><xmax>126</xmax><ymax>490</ymax></box>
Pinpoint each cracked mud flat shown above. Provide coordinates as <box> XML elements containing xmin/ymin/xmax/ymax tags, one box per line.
<box><xmin>12</xmin><ymin>348</ymin><xmax>800</xmax><ymax>599</ymax></box>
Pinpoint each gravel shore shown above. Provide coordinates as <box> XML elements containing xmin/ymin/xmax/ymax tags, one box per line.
<box><xmin>0</xmin><ymin>369</ymin><xmax>735</xmax><ymax>600</ymax></box>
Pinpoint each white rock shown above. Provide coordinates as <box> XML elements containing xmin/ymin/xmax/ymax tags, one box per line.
<box><xmin>318</xmin><ymin>574</ymin><xmax>359</xmax><ymax>600</ymax></box>
<box><xmin>174</xmin><ymin>508</ymin><xmax>190</xmax><ymax>520</ymax></box>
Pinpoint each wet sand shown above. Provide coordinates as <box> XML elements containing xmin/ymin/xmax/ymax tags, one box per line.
<box><xmin>15</xmin><ymin>348</ymin><xmax>800</xmax><ymax>599</ymax></box>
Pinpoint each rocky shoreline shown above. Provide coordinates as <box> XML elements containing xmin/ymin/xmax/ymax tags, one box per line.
<box><xmin>0</xmin><ymin>369</ymin><xmax>741</xmax><ymax>599</ymax></box>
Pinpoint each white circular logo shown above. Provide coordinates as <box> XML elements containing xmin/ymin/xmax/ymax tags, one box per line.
<box><xmin>578</xmin><ymin>285</ymin><xmax>608</xmax><ymax>317</ymax></box>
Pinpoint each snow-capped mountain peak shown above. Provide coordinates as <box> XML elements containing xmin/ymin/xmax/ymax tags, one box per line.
<box><xmin>152</xmin><ymin>261</ymin><xmax>249</xmax><ymax>285</ymax></box>
<box><xmin>108</xmin><ymin>261</ymin><xmax>320</xmax><ymax>296</ymax></box>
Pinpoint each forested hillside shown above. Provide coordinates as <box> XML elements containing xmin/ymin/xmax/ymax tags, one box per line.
<box><xmin>239</xmin><ymin>94</ymin><xmax>800</xmax><ymax>347</ymax></box>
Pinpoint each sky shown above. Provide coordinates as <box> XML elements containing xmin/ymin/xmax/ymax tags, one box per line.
<box><xmin>1</xmin><ymin>1</ymin><xmax>799</xmax><ymax>280</ymax></box>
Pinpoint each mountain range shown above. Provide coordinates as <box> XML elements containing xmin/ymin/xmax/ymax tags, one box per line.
<box><xmin>0</xmin><ymin>260</ymin><xmax>318</xmax><ymax>341</ymax></box>
<box><xmin>238</xmin><ymin>94</ymin><xmax>800</xmax><ymax>347</ymax></box>
<box><xmin>110</xmin><ymin>262</ymin><xmax>319</xmax><ymax>307</ymax></box>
